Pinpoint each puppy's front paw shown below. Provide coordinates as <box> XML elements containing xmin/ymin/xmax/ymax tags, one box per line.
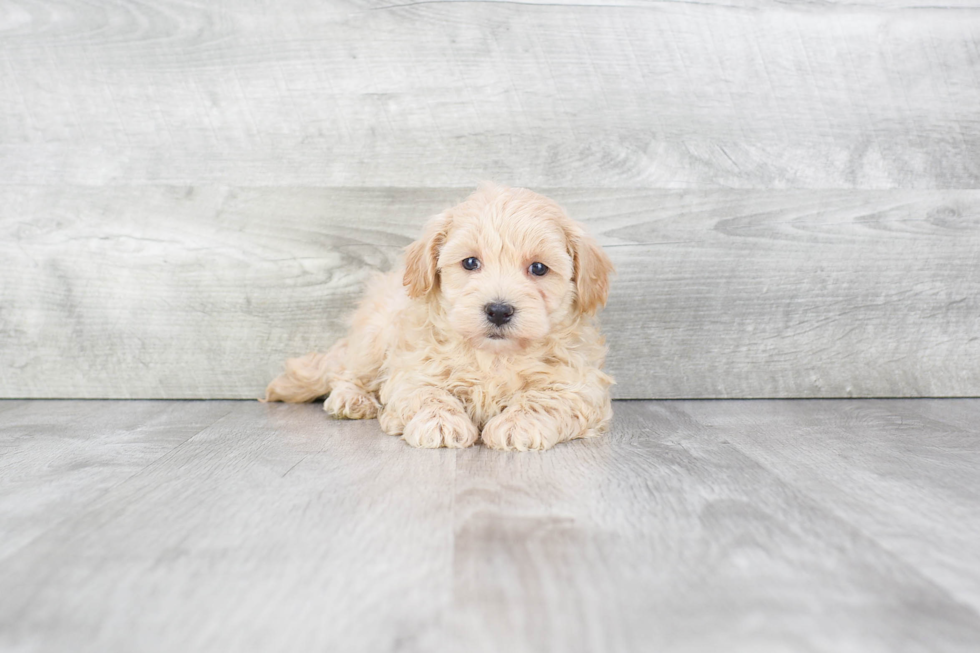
<box><xmin>324</xmin><ymin>384</ymin><xmax>380</xmax><ymax>420</ymax></box>
<box><xmin>402</xmin><ymin>406</ymin><xmax>479</xmax><ymax>449</ymax></box>
<box><xmin>481</xmin><ymin>409</ymin><xmax>562</xmax><ymax>452</ymax></box>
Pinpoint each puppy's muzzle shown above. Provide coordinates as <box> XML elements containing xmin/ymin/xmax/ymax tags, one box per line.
<box><xmin>484</xmin><ymin>302</ymin><xmax>515</xmax><ymax>327</ymax></box>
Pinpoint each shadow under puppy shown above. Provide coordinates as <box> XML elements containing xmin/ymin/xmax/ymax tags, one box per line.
<box><xmin>265</xmin><ymin>184</ymin><xmax>615</xmax><ymax>451</ymax></box>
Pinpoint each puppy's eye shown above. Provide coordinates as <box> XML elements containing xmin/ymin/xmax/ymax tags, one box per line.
<box><xmin>528</xmin><ymin>262</ymin><xmax>549</xmax><ymax>277</ymax></box>
<box><xmin>461</xmin><ymin>257</ymin><xmax>481</xmax><ymax>271</ymax></box>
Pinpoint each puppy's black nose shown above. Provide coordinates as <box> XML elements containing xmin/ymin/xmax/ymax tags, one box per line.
<box><xmin>485</xmin><ymin>302</ymin><xmax>514</xmax><ymax>326</ymax></box>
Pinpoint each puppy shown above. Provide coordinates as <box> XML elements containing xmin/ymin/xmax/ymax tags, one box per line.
<box><xmin>265</xmin><ymin>184</ymin><xmax>615</xmax><ymax>451</ymax></box>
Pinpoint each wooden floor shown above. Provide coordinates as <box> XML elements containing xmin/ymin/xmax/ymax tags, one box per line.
<box><xmin>1</xmin><ymin>399</ymin><xmax>978</xmax><ymax>652</ymax></box>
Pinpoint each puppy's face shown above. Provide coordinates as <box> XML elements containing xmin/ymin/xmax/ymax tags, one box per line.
<box><xmin>437</xmin><ymin>208</ymin><xmax>572</xmax><ymax>350</ymax></box>
<box><xmin>403</xmin><ymin>185</ymin><xmax>613</xmax><ymax>351</ymax></box>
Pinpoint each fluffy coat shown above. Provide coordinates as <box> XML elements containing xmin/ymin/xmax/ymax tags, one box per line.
<box><xmin>265</xmin><ymin>184</ymin><xmax>614</xmax><ymax>451</ymax></box>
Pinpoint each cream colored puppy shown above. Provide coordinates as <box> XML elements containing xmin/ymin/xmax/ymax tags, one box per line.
<box><xmin>265</xmin><ymin>184</ymin><xmax>614</xmax><ymax>451</ymax></box>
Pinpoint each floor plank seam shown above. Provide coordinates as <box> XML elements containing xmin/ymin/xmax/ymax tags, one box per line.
<box><xmin>712</xmin><ymin>426</ymin><xmax>980</xmax><ymax>619</ymax></box>
<box><xmin>0</xmin><ymin>404</ymin><xmax>239</xmax><ymax>564</ymax></box>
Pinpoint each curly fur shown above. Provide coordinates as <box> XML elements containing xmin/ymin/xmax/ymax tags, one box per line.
<box><xmin>265</xmin><ymin>184</ymin><xmax>615</xmax><ymax>451</ymax></box>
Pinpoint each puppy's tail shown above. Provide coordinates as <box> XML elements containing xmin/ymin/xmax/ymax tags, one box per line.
<box><xmin>263</xmin><ymin>341</ymin><xmax>346</xmax><ymax>403</ymax></box>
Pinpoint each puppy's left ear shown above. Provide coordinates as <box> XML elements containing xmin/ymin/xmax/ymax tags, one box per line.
<box><xmin>569</xmin><ymin>226</ymin><xmax>615</xmax><ymax>316</ymax></box>
<box><xmin>403</xmin><ymin>211</ymin><xmax>452</xmax><ymax>299</ymax></box>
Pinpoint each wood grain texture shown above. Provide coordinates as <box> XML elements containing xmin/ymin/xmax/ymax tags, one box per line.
<box><xmin>680</xmin><ymin>398</ymin><xmax>980</xmax><ymax>615</ymax></box>
<box><xmin>0</xmin><ymin>400</ymin><xmax>233</xmax><ymax>561</ymax></box>
<box><xmin>2</xmin><ymin>399</ymin><xmax>980</xmax><ymax>652</ymax></box>
<box><xmin>1</xmin><ymin>0</ymin><xmax>979</xmax><ymax>188</ymax></box>
<box><xmin>450</xmin><ymin>400</ymin><xmax>980</xmax><ymax>652</ymax></box>
<box><xmin>0</xmin><ymin>401</ymin><xmax>457</xmax><ymax>653</ymax></box>
<box><xmin>2</xmin><ymin>186</ymin><xmax>978</xmax><ymax>399</ymax></box>
<box><xmin>3</xmin><ymin>0</ymin><xmax>980</xmax><ymax>399</ymax></box>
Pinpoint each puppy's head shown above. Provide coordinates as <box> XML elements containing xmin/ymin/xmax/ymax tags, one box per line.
<box><xmin>403</xmin><ymin>184</ymin><xmax>613</xmax><ymax>351</ymax></box>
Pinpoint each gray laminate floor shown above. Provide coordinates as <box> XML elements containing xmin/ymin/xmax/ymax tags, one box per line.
<box><xmin>1</xmin><ymin>399</ymin><xmax>978</xmax><ymax>653</ymax></box>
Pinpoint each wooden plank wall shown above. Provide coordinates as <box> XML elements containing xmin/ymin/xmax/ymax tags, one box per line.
<box><xmin>1</xmin><ymin>0</ymin><xmax>978</xmax><ymax>399</ymax></box>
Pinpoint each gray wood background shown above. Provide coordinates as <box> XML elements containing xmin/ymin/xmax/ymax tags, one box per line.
<box><xmin>1</xmin><ymin>0</ymin><xmax>978</xmax><ymax>399</ymax></box>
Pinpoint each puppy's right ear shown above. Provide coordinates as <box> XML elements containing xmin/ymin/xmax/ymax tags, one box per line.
<box><xmin>403</xmin><ymin>211</ymin><xmax>451</xmax><ymax>299</ymax></box>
